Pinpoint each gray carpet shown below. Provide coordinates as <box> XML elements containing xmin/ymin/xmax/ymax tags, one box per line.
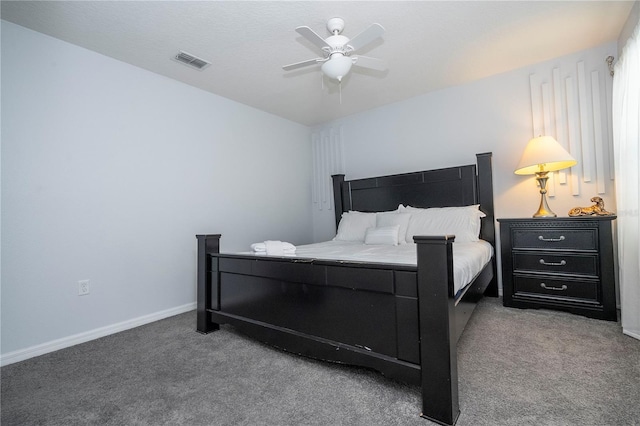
<box><xmin>2</xmin><ymin>298</ymin><xmax>639</xmax><ymax>425</ymax></box>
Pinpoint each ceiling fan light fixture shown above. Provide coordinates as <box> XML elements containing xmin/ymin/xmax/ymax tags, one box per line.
<box><xmin>321</xmin><ymin>54</ymin><xmax>352</xmax><ymax>81</ymax></box>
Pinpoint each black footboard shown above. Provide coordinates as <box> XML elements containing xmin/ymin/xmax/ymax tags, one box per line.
<box><xmin>196</xmin><ymin>234</ymin><xmax>493</xmax><ymax>425</ymax></box>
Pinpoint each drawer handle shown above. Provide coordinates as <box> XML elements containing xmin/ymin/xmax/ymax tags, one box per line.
<box><xmin>538</xmin><ymin>235</ymin><xmax>565</xmax><ymax>242</ymax></box>
<box><xmin>540</xmin><ymin>283</ymin><xmax>568</xmax><ymax>291</ymax></box>
<box><xmin>539</xmin><ymin>259</ymin><xmax>567</xmax><ymax>266</ymax></box>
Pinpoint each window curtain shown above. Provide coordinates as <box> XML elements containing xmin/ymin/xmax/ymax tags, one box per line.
<box><xmin>612</xmin><ymin>21</ymin><xmax>640</xmax><ymax>340</ymax></box>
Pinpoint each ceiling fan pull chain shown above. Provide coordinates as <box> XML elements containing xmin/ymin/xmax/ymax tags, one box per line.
<box><xmin>339</xmin><ymin>80</ymin><xmax>343</xmax><ymax>104</ymax></box>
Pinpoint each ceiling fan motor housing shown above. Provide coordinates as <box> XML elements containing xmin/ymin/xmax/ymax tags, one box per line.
<box><xmin>326</xmin><ymin>17</ymin><xmax>345</xmax><ymax>34</ymax></box>
<box><xmin>325</xmin><ymin>34</ymin><xmax>351</xmax><ymax>54</ymax></box>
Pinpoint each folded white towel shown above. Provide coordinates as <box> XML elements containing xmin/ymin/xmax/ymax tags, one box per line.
<box><xmin>265</xmin><ymin>240</ymin><xmax>285</xmax><ymax>255</ymax></box>
<box><xmin>250</xmin><ymin>242</ymin><xmax>266</xmax><ymax>252</ymax></box>
<box><xmin>250</xmin><ymin>241</ymin><xmax>296</xmax><ymax>255</ymax></box>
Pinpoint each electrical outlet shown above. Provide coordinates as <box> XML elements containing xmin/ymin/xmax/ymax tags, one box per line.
<box><xmin>78</xmin><ymin>280</ymin><xmax>90</xmax><ymax>296</ymax></box>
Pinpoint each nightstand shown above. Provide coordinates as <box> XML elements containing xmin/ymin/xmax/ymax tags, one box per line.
<box><xmin>498</xmin><ymin>217</ymin><xmax>617</xmax><ymax>321</ymax></box>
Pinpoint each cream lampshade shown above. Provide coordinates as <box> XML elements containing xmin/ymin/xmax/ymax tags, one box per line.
<box><xmin>514</xmin><ymin>136</ymin><xmax>577</xmax><ymax>218</ymax></box>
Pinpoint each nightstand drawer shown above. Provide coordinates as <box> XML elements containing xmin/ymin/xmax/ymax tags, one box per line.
<box><xmin>513</xmin><ymin>275</ymin><xmax>599</xmax><ymax>303</ymax></box>
<box><xmin>513</xmin><ymin>252</ymin><xmax>598</xmax><ymax>277</ymax></box>
<box><xmin>512</xmin><ymin>229</ymin><xmax>597</xmax><ymax>250</ymax></box>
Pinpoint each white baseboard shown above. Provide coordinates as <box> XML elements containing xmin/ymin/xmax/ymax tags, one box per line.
<box><xmin>623</xmin><ymin>328</ymin><xmax>640</xmax><ymax>341</ymax></box>
<box><xmin>0</xmin><ymin>302</ymin><xmax>196</xmax><ymax>367</ymax></box>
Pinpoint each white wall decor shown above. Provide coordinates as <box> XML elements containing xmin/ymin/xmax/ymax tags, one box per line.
<box><xmin>565</xmin><ymin>76</ymin><xmax>582</xmax><ymax>196</ymax></box>
<box><xmin>311</xmin><ymin>126</ymin><xmax>345</xmax><ymax>211</ymax></box>
<box><xmin>528</xmin><ymin>58</ymin><xmax>614</xmax><ymax>198</ymax></box>
<box><xmin>591</xmin><ymin>70</ymin><xmax>607</xmax><ymax>195</ymax></box>
<box><xmin>577</xmin><ymin>61</ymin><xmax>595</xmax><ymax>183</ymax></box>
<box><xmin>552</xmin><ymin>69</ymin><xmax>568</xmax><ymax>186</ymax></box>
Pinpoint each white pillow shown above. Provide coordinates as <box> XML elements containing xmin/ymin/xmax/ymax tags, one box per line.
<box><xmin>376</xmin><ymin>212</ymin><xmax>411</xmax><ymax>245</ymax></box>
<box><xmin>364</xmin><ymin>225</ymin><xmax>400</xmax><ymax>245</ymax></box>
<box><xmin>334</xmin><ymin>211</ymin><xmax>377</xmax><ymax>242</ymax></box>
<box><xmin>403</xmin><ymin>205</ymin><xmax>486</xmax><ymax>243</ymax></box>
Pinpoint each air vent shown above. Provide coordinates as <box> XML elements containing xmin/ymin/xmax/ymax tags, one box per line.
<box><xmin>172</xmin><ymin>51</ymin><xmax>211</xmax><ymax>70</ymax></box>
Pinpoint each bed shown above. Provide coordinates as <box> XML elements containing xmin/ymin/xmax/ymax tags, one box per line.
<box><xmin>196</xmin><ymin>152</ymin><xmax>497</xmax><ymax>425</ymax></box>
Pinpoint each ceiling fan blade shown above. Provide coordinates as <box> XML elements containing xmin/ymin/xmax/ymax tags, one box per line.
<box><xmin>347</xmin><ymin>23</ymin><xmax>385</xmax><ymax>52</ymax></box>
<box><xmin>282</xmin><ymin>57</ymin><xmax>326</xmax><ymax>71</ymax></box>
<box><xmin>352</xmin><ymin>55</ymin><xmax>387</xmax><ymax>72</ymax></box>
<box><xmin>295</xmin><ymin>26</ymin><xmax>331</xmax><ymax>50</ymax></box>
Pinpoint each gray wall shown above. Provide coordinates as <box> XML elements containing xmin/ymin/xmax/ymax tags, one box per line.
<box><xmin>1</xmin><ymin>21</ymin><xmax>313</xmax><ymax>361</ymax></box>
<box><xmin>311</xmin><ymin>44</ymin><xmax>618</xmax><ymax>296</ymax></box>
<box><xmin>313</xmin><ymin>43</ymin><xmax>617</xmax><ymax>242</ymax></box>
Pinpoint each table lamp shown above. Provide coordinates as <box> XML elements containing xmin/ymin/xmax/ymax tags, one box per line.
<box><xmin>514</xmin><ymin>136</ymin><xmax>577</xmax><ymax>218</ymax></box>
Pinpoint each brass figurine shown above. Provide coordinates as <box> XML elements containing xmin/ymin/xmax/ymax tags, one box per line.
<box><xmin>568</xmin><ymin>197</ymin><xmax>614</xmax><ymax>217</ymax></box>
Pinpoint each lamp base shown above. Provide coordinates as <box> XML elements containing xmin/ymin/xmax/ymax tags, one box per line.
<box><xmin>533</xmin><ymin>199</ymin><xmax>557</xmax><ymax>218</ymax></box>
<box><xmin>532</xmin><ymin>171</ymin><xmax>557</xmax><ymax>218</ymax></box>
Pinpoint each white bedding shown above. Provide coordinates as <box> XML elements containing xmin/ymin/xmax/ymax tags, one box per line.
<box><xmin>243</xmin><ymin>240</ymin><xmax>493</xmax><ymax>295</ymax></box>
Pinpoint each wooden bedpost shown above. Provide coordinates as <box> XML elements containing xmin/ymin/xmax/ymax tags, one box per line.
<box><xmin>415</xmin><ymin>235</ymin><xmax>459</xmax><ymax>426</ymax></box>
<box><xmin>476</xmin><ymin>152</ymin><xmax>498</xmax><ymax>297</ymax></box>
<box><xmin>196</xmin><ymin>234</ymin><xmax>221</xmax><ymax>334</ymax></box>
<box><xmin>331</xmin><ymin>174</ymin><xmax>346</xmax><ymax>230</ymax></box>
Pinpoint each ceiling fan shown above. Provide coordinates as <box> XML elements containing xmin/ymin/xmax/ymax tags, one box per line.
<box><xmin>282</xmin><ymin>17</ymin><xmax>386</xmax><ymax>83</ymax></box>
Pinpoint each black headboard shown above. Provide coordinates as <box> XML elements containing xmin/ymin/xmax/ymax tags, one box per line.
<box><xmin>331</xmin><ymin>152</ymin><xmax>495</xmax><ymax>249</ymax></box>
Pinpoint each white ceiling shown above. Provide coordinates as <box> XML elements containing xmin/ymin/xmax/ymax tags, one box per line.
<box><xmin>1</xmin><ymin>1</ymin><xmax>634</xmax><ymax>127</ymax></box>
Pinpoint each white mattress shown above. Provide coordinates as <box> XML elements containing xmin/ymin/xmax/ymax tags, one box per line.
<box><xmin>244</xmin><ymin>240</ymin><xmax>493</xmax><ymax>295</ymax></box>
